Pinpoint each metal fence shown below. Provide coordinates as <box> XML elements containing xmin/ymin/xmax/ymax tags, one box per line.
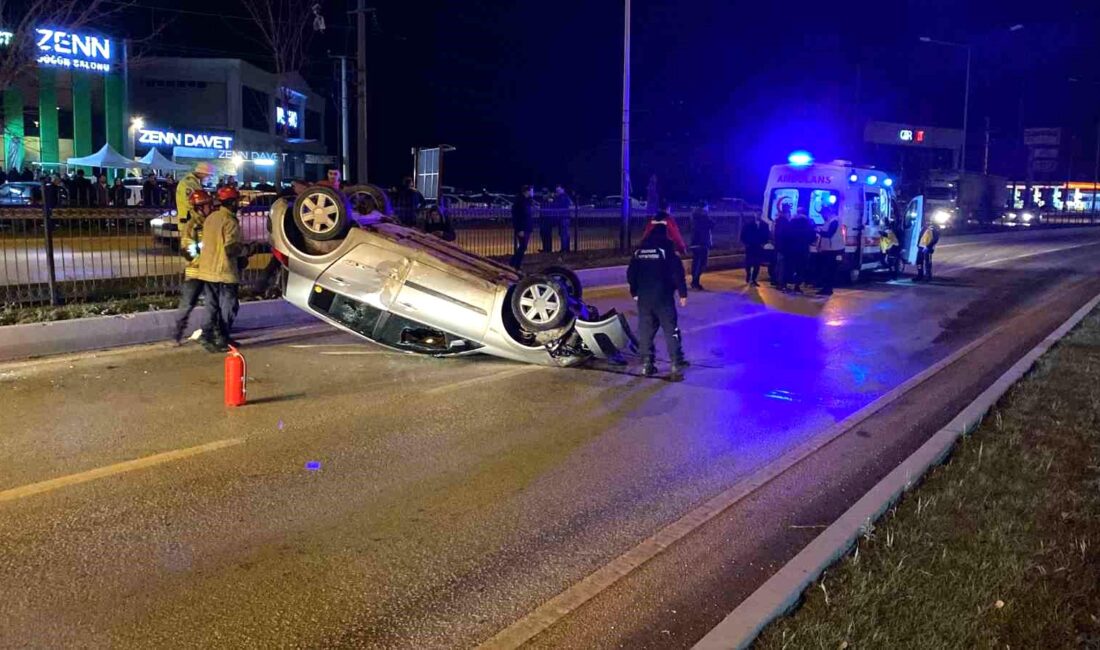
<box><xmin>0</xmin><ymin>204</ymin><xmax>756</xmax><ymax>308</ymax></box>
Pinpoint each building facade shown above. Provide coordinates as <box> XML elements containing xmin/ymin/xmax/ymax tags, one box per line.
<box><xmin>129</xmin><ymin>57</ymin><xmax>335</xmax><ymax>184</ymax></box>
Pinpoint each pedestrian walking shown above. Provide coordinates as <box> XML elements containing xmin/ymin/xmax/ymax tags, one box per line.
<box><xmin>915</xmin><ymin>223</ymin><xmax>941</xmax><ymax>281</ymax></box>
<box><xmin>642</xmin><ymin>207</ymin><xmax>688</xmax><ymax>255</ymax></box>
<box><xmin>814</xmin><ymin>202</ymin><xmax>843</xmax><ymax>296</ymax></box>
<box><xmin>689</xmin><ymin>202</ymin><xmax>713</xmax><ymax>290</ymax></box>
<box><xmin>193</xmin><ymin>186</ymin><xmax>253</xmax><ymax>352</ymax></box>
<box><xmin>173</xmin><ymin>189</ymin><xmax>216</xmax><ymax>345</ymax></box>
<box><xmin>509</xmin><ymin>185</ymin><xmax>535</xmax><ymax>269</ymax></box>
<box><xmin>740</xmin><ymin>212</ymin><xmax>769</xmax><ymax>287</ymax></box>
<box><xmin>393</xmin><ymin>176</ymin><xmax>424</xmax><ymax>227</ymax></box>
<box><xmin>628</xmin><ymin>222</ymin><xmax>689</xmax><ymax>382</ymax></box>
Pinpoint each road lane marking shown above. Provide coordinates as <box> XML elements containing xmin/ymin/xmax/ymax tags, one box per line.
<box><xmin>475</xmin><ymin>278</ymin><xmax>1095</xmax><ymax>650</ymax></box>
<box><xmin>424</xmin><ymin>366</ymin><xmax>543</xmax><ymax>395</ymax></box>
<box><xmin>0</xmin><ymin>438</ymin><xmax>245</xmax><ymax>504</ymax></box>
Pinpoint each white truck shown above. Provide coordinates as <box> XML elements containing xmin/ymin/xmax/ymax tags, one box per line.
<box><xmin>921</xmin><ymin>171</ymin><xmax>1008</xmax><ymax>227</ymax></box>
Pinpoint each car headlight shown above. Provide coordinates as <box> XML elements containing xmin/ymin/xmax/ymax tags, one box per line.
<box><xmin>150</xmin><ymin>218</ymin><xmax>165</xmax><ymax>227</ymax></box>
<box><xmin>932</xmin><ymin>210</ymin><xmax>951</xmax><ymax>226</ymax></box>
<box><xmin>1021</xmin><ymin>212</ymin><xmax>1034</xmax><ymax>223</ymax></box>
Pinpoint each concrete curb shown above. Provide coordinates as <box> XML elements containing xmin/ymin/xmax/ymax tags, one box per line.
<box><xmin>692</xmin><ymin>291</ymin><xmax>1100</xmax><ymax>650</ymax></box>
<box><xmin>0</xmin><ymin>255</ymin><xmax>744</xmax><ymax>364</ymax></box>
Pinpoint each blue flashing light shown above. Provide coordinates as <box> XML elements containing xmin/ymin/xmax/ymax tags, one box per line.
<box><xmin>849</xmin><ymin>173</ymin><xmax>859</xmax><ymax>183</ymax></box>
<box><xmin>788</xmin><ymin>150</ymin><xmax>813</xmax><ymax>167</ymax></box>
<box><xmin>883</xmin><ymin>177</ymin><xmax>893</xmax><ymax>187</ymax></box>
<box><xmin>828</xmin><ymin>194</ymin><xmax>838</xmax><ymax>205</ymax></box>
<box><xmin>867</xmin><ymin>175</ymin><xmax>878</xmax><ymax>185</ymax></box>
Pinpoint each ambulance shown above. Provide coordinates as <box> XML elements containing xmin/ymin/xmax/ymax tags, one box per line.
<box><xmin>762</xmin><ymin>152</ymin><xmax>924</xmax><ymax>282</ymax></box>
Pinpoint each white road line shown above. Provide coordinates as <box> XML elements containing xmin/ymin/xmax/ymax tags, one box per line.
<box><xmin>0</xmin><ymin>438</ymin><xmax>245</xmax><ymax>504</ymax></box>
<box><xmin>423</xmin><ymin>366</ymin><xmax>544</xmax><ymax>396</ymax></box>
<box><xmin>686</xmin><ymin>310</ymin><xmax>773</xmax><ymax>334</ymax></box>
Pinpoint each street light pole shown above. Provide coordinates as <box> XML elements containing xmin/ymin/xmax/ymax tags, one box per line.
<box><xmin>620</xmin><ymin>0</ymin><xmax>631</xmax><ymax>252</ymax></box>
<box><xmin>961</xmin><ymin>44</ymin><xmax>971</xmax><ymax>172</ymax></box>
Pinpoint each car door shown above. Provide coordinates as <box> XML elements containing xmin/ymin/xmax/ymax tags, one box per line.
<box><xmin>901</xmin><ymin>196</ymin><xmax>925</xmax><ymax>265</ymax></box>
<box><xmin>314</xmin><ymin>242</ymin><xmax>411</xmax><ymax>312</ymax></box>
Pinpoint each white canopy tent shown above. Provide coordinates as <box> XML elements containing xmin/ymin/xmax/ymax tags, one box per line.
<box><xmin>66</xmin><ymin>144</ymin><xmax>149</xmax><ymax>170</ymax></box>
<box><xmin>138</xmin><ymin>148</ymin><xmax>191</xmax><ymax>173</ymax></box>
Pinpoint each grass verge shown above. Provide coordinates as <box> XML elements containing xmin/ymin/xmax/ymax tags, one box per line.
<box><xmin>756</xmin><ymin>310</ymin><xmax>1100</xmax><ymax>649</ymax></box>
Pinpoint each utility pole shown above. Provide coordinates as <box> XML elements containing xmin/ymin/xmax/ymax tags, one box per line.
<box><xmin>329</xmin><ymin>55</ymin><xmax>351</xmax><ymax>181</ymax></box>
<box><xmin>983</xmin><ymin>116</ymin><xmax>991</xmax><ymax>175</ymax></box>
<box><xmin>619</xmin><ymin>0</ymin><xmax>631</xmax><ymax>252</ymax></box>
<box><xmin>1093</xmin><ymin>120</ymin><xmax>1099</xmax><ymax>215</ymax></box>
<box><xmin>961</xmin><ymin>45</ymin><xmax>971</xmax><ymax>172</ymax></box>
<box><xmin>351</xmin><ymin>0</ymin><xmax>370</xmax><ymax>183</ymax></box>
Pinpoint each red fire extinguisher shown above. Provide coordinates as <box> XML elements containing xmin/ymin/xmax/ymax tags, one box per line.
<box><xmin>224</xmin><ymin>346</ymin><xmax>247</xmax><ymax>407</ymax></box>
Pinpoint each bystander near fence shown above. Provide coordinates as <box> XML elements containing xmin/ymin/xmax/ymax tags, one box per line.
<box><xmin>0</xmin><ymin>203</ymin><xmax>759</xmax><ymax>308</ymax></box>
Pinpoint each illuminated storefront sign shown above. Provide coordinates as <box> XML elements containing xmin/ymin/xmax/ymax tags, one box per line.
<box><xmin>0</xmin><ymin>27</ymin><xmax>115</xmax><ymax>72</ymax></box>
<box><xmin>138</xmin><ymin>128</ymin><xmax>234</xmax><ymax>151</ymax></box>
<box><xmin>221</xmin><ymin>150</ymin><xmax>282</xmax><ymax>164</ymax></box>
<box><xmin>898</xmin><ymin>129</ymin><xmax>925</xmax><ymax>143</ymax></box>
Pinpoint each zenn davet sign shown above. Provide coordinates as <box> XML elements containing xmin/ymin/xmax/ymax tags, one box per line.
<box><xmin>0</xmin><ymin>27</ymin><xmax>115</xmax><ymax>73</ymax></box>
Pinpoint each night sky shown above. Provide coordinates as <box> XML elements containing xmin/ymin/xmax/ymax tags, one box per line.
<box><xmin>106</xmin><ymin>0</ymin><xmax>1100</xmax><ymax>198</ymax></box>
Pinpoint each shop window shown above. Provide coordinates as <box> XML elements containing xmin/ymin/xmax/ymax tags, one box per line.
<box><xmin>242</xmin><ymin>86</ymin><xmax>269</xmax><ymax>132</ymax></box>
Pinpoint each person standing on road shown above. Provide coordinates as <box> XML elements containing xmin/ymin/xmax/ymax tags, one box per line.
<box><xmin>393</xmin><ymin>176</ymin><xmax>424</xmax><ymax>227</ymax></box>
<box><xmin>784</xmin><ymin>207</ymin><xmax>817</xmax><ymax>294</ymax></box>
<box><xmin>194</xmin><ymin>186</ymin><xmax>253</xmax><ymax>352</ymax></box>
<box><xmin>628</xmin><ymin>222</ymin><xmax>689</xmax><ymax>381</ymax></box>
<box><xmin>545</xmin><ymin>184</ymin><xmax>573</xmax><ymax>253</ymax></box>
<box><xmin>642</xmin><ymin>207</ymin><xmax>688</xmax><ymax>256</ymax></box>
<box><xmin>814</xmin><ymin>202</ymin><xmax>843</xmax><ymax>296</ymax></box>
<box><xmin>740</xmin><ymin>212</ymin><xmax>769</xmax><ymax>287</ymax></box>
<box><xmin>915</xmin><ymin>223</ymin><xmax>941</xmax><ymax>282</ymax></box>
<box><xmin>510</xmin><ymin>185</ymin><xmax>535</xmax><ymax>269</ymax></box>
<box><xmin>773</xmin><ymin>203</ymin><xmax>793</xmax><ymax>290</ymax></box>
<box><xmin>689</xmin><ymin>202</ymin><xmax>713</xmax><ymax>290</ymax></box>
<box><xmin>173</xmin><ymin>189</ymin><xmax>217</xmax><ymax>345</ymax></box>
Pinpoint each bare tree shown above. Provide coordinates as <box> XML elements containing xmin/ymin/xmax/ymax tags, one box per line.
<box><xmin>240</xmin><ymin>0</ymin><xmax>317</xmax><ymax>180</ymax></box>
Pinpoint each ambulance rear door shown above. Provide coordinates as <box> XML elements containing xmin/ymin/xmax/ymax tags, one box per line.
<box><xmin>901</xmin><ymin>196</ymin><xmax>924</xmax><ymax>265</ymax></box>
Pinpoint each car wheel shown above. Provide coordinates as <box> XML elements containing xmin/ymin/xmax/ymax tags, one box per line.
<box><xmin>511</xmin><ymin>275</ymin><xmax>571</xmax><ymax>332</ymax></box>
<box><xmin>293</xmin><ymin>186</ymin><xmax>350</xmax><ymax>241</ymax></box>
<box><xmin>540</xmin><ymin>265</ymin><xmax>582</xmax><ymax>299</ymax></box>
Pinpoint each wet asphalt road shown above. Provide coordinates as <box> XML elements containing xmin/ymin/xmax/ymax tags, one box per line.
<box><xmin>2</xmin><ymin>227</ymin><xmax>1100</xmax><ymax>648</ymax></box>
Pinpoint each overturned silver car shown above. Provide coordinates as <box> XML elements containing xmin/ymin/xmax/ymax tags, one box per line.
<box><xmin>269</xmin><ymin>185</ymin><xmax>636</xmax><ymax>366</ymax></box>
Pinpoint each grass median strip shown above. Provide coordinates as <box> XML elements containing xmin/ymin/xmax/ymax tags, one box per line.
<box><xmin>755</xmin><ymin>311</ymin><xmax>1100</xmax><ymax>649</ymax></box>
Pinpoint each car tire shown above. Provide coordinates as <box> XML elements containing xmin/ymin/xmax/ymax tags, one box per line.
<box><xmin>511</xmin><ymin>274</ymin><xmax>571</xmax><ymax>332</ymax></box>
<box><xmin>293</xmin><ymin>186</ymin><xmax>350</xmax><ymax>241</ymax></box>
<box><xmin>540</xmin><ymin>265</ymin><xmax>582</xmax><ymax>299</ymax></box>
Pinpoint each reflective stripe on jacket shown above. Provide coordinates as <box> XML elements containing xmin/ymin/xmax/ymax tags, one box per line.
<box><xmin>194</xmin><ymin>207</ymin><xmax>243</xmax><ymax>284</ymax></box>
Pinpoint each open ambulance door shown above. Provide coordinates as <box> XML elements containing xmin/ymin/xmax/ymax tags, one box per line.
<box><xmin>901</xmin><ymin>196</ymin><xmax>924</xmax><ymax>266</ymax></box>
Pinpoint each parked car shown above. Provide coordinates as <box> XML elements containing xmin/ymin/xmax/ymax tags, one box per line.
<box><xmin>269</xmin><ymin>184</ymin><xmax>637</xmax><ymax>366</ymax></box>
<box><xmin>601</xmin><ymin>195</ymin><xmax>647</xmax><ymax>210</ymax></box>
<box><xmin>151</xmin><ymin>190</ymin><xmax>275</xmax><ymax>247</ymax></box>
<box><xmin>0</xmin><ymin>182</ymin><xmax>44</xmax><ymax>205</ymax></box>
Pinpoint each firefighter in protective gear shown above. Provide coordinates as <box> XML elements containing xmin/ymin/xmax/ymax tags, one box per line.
<box><xmin>194</xmin><ymin>186</ymin><xmax>252</xmax><ymax>352</ymax></box>
<box><xmin>173</xmin><ymin>189</ymin><xmax>216</xmax><ymax>344</ymax></box>
<box><xmin>175</xmin><ymin>162</ymin><xmax>214</xmax><ymax>240</ymax></box>
<box><xmin>915</xmin><ymin>224</ymin><xmax>941</xmax><ymax>282</ymax></box>
<box><xmin>627</xmin><ymin>223</ymin><xmax>689</xmax><ymax>381</ymax></box>
<box><xmin>814</xmin><ymin>201</ymin><xmax>843</xmax><ymax>296</ymax></box>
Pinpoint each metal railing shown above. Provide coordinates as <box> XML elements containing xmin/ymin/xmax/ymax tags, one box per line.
<box><xmin>0</xmin><ymin>205</ymin><xmax>755</xmax><ymax>308</ymax></box>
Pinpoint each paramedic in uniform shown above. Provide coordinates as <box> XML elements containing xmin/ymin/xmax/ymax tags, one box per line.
<box><xmin>915</xmin><ymin>223</ymin><xmax>941</xmax><ymax>282</ymax></box>
<box><xmin>627</xmin><ymin>222</ymin><xmax>689</xmax><ymax>381</ymax></box>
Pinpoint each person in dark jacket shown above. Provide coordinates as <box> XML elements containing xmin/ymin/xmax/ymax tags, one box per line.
<box><xmin>740</xmin><ymin>213</ymin><xmax>769</xmax><ymax>287</ymax></box>
<box><xmin>784</xmin><ymin>208</ymin><xmax>817</xmax><ymax>293</ymax></box>
<box><xmin>627</xmin><ymin>223</ymin><xmax>689</xmax><ymax>381</ymax></box>
<box><xmin>44</xmin><ymin>175</ymin><xmax>63</xmax><ymax>214</ymax></box>
<box><xmin>110</xmin><ymin>177</ymin><xmax>127</xmax><ymax>206</ymax></box>
<box><xmin>424</xmin><ymin>205</ymin><xmax>456</xmax><ymax>241</ymax></box>
<box><xmin>541</xmin><ymin>184</ymin><xmax>573</xmax><ymax>253</ymax></box>
<box><xmin>93</xmin><ymin>174</ymin><xmax>110</xmax><ymax>207</ymax></box>
<box><xmin>141</xmin><ymin>173</ymin><xmax>160</xmax><ymax>207</ymax></box>
<box><xmin>772</xmin><ymin>203</ymin><xmax>793</xmax><ymax>289</ymax></box>
<box><xmin>509</xmin><ymin>185</ymin><xmax>535</xmax><ymax>268</ymax></box>
<box><xmin>393</xmin><ymin>176</ymin><xmax>424</xmax><ymax>227</ymax></box>
<box><xmin>641</xmin><ymin>207</ymin><xmax>688</xmax><ymax>255</ymax></box>
<box><xmin>689</xmin><ymin>202</ymin><xmax>713</xmax><ymax>290</ymax></box>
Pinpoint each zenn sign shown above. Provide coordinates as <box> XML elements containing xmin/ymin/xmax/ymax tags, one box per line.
<box><xmin>138</xmin><ymin>128</ymin><xmax>234</xmax><ymax>151</ymax></box>
<box><xmin>35</xmin><ymin>28</ymin><xmax>113</xmax><ymax>72</ymax></box>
